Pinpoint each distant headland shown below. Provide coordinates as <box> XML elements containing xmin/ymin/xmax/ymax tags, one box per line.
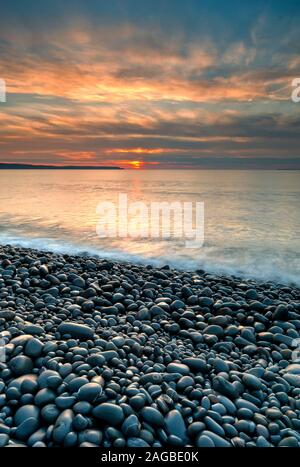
<box><xmin>0</xmin><ymin>163</ymin><xmax>124</xmax><ymax>170</ymax></box>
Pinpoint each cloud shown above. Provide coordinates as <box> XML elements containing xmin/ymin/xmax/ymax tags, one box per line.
<box><xmin>0</xmin><ymin>0</ymin><xmax>299</xmax><ymax>167</ymax></box>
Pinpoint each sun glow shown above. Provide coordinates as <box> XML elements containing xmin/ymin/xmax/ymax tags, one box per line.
<box><xmin>107</xmin><ymin>148</ymin><xmax>165</xmax><ymax>155</ymax></box>
<box><xmin>130</xmin><ymin>160</ymin><xmax>144</xmax><ymax>169</ymax></box>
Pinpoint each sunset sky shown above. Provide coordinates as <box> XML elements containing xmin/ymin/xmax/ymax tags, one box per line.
<box><xmin>0</xmin><ymin>0</ymin><xmax>300</xmax><ymax>169</ymax></box>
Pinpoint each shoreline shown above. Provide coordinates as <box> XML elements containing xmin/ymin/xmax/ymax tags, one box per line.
<box><xmin>0</xmin><ymin>244</ymin><xmax>300</xmax><ymax>447</ymax></box>
<box><xmin>1</xmin><ymin>239</ymin><xmax>299</xmax><ymax>288</ymax></box>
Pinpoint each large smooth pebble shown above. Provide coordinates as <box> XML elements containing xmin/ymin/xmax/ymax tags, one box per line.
<box><xmin>93</xmin><ymin>403</ymin><xmax>124</xmax><ymax>426</ymax></box>
<box><xmin>53</xmin><ymin>409</ymin><xmax>74</xmax><ymax>444</ymax></box>
<box><xmin>57</xmin><ymin>322</ymin><xmax>94</xmax><ymax>340</ymax></box>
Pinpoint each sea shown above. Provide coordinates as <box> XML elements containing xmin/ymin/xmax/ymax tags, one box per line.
<box><xmin>0</xmin><ymin>169</ymin><xmax>299</xmax><ymax>286</ymax></box>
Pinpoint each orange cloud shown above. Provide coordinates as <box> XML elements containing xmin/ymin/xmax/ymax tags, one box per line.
<box><xmin>106</xmin><ymin>148</ymin><xmax>174</xmax><ymax>155</ymax></box>
<box><xmin>1</xmin><ymin>22</ymin><xmax>295</xmax><ymax>106</ymax></box>
<box><xmin>0</xmin><ymin>21</ymin><xmax>299</xmax><ymax>167</ymax></box>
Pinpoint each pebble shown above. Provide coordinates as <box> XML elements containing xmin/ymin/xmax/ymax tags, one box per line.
<box><xmin>167</xmin><ymin>363</ymin><xmax>190</xmax><ymax>375</ymax></box>
<box><xmin>41</xmin><ymin>404</ymin><xmax>60</xmax><ymax>424</ymax></box>
<box><xmin>141</xmin><ymin>407</ymin><xmax>164</xmax><ymax>426</ymax></box>
<box><xmin>283</xmin><ymin>374</ymin><xmax>300</xmax><ymax>388</ymax></box>
<box><xmin>273</xmin><ymin>304</ymin><xmax>289</xmax><ymax>321</ymax></box>
<box><xmin>196</xmin><ymin>434</ymin><xmax>215</xmax><ymax>447</ymax></box>
<box><xmin>93</xmin><ymin>403</ymin><xmax>124</xmax><ymax>425</ymax></box>
<box><xmin>198</xmin><ymin>430</ymin><xmax>231</xmax><ymax>447</ymax></box>
<box><xmin>127</xmin><ymin>437</ymin><xmax>150</xmax><ymax>447</ymax></box>
<box><xmin>0</xmin><ymin>244</ymin><xmax>299</xmax><ymax>448</ymax></box>
<box><xmin>55</xmin><ymin>396</ymin><xmax>76</xmax><ymax>411</ymax></box>
<box><xmin>165</xmin><ymin>410</ymin><xmax>188</xmax><ymax>442</ymax></box>
<box><xmin>205</xmin><ymin>325</ymin><xmax>224</xmax><ymax>337</ymax></box>
<box><xmin>213</xmin><ymin>358</ymin><xmax>229</xmax><ymax>373</ymax></box>
<box><xmin>245</xmin><ymin>289</ymin><xmax>258</xmax><ymax>300</ymax></box>
<box><xmin>79</xmin><ymin>429</ymin><xmax>102</xmax><ymax>445</ymax></box>
<box><xmin>57</xmin><ymin>322</ymin><xmax>94</xmax><ymax>340</ymax></box>
<box><xmin>122</xmin><ymin>414</ymin><xmax>140</xmax><ymax>437</ymax></box>
<box><xmin>24</xmin><ymin>338</ymin><xmax>44</xmax><ymax>357</ymax></box>
<box><xmin>35</xmin><ymin>389</ymin><xmax>55</xmax><ymax>406</ymax></box>
<box><xmin>183</xmin><ymin>358</ymin><xmax>207</xmax><ymax>373</ymax></box>
<box><xmin>16</xmin><ymin>417</ymin><xmax>40</xmax><ymax>440</ymax></box>
<box><xmin>0</xmin><ymin>310</ymin><xmax>16</xmax><ymax>321</ymax></box>
<box><xmin>53</xmin><ymin>409</ymin><xmax>74</xmax><ymax>444</ymax></box>
<box><xmin>14</xmin><ymin>405</ymin><xmax>40</xmax><ymax>440</ymax></box>
<box><xmin>243</xmin><ymin>373</ymin><xmax>262</xmax><ymax>390</ymax></box>
<box><xmin>213</xmin><ymin>376</ymin><xmax>239</xmax><ymax>400</ymax></box>
<box><xmin>0</xmin><ymin>434</ymin><xmax>9</xmax><ymax>447</ymax></box>
<box><xmin>278</xmin><ymin>437</ymin><xmax>299</xmax><ymax>447</ymax></box>
<box><xmin>77</xmin><ymin>383</ymin><xmax>102</xmax><ymax>402</ymax></box>
<box><xmin>23</xmin><ymin>324</ymin><xmax>44</xmax><ymax>336</ymax></box>
<box><xmin>9</xmin><ymin>356</ymin><xmax>33</xmax><ymax>375</ymax></box>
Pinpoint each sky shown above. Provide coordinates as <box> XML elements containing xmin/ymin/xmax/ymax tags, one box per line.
<box><xmin>0</xmin><ymin>0</ymin><xmax>300</xmax><ymax>169</ymax></box>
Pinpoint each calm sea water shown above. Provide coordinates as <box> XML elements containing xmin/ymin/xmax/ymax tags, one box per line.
<box><xmin>0</xmin><ymin>170</ymin><xmax>299</xmax><ymax>285</ymax></box>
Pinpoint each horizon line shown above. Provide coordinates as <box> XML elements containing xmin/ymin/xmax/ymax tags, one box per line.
<box><xmin>0</xmin><ymin>163</ymin><xmax>299</xmax><ymax>171</ymax></box>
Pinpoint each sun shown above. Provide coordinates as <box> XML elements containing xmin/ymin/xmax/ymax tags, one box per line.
<box><xmin>130</xmin><ymin>160</ymin><xmax>143</xmax><ymax>169</ymax></box>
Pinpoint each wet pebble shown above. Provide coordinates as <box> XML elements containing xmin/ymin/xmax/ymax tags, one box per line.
<box><xmin>1</xmin><ymin>245</ymin><xmax>299</xmax><ymax>448</ymax></box>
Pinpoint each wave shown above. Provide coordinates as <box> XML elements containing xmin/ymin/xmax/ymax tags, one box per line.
<box><xmin>0</xmin><ymin>233</ymin><xmax>299</xmax><ymax>287</ymax></box>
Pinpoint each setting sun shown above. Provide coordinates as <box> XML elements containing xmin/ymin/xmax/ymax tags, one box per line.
<box><xmin>130</xmin><ymin>160</ymin><xmax>144</xmax><ymax>169</ymax></box>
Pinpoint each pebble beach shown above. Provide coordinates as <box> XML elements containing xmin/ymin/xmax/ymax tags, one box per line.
<box><xmin>0</xmin><ymin>244</ymin><xmax>300</xmax><ymax>448</ymax></box>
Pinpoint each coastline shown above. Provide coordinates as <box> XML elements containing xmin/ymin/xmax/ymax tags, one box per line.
<box><xmin>0</xmin><ymin>244</ymin><xmax>300</xmax><ymax>447</ymax></box>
